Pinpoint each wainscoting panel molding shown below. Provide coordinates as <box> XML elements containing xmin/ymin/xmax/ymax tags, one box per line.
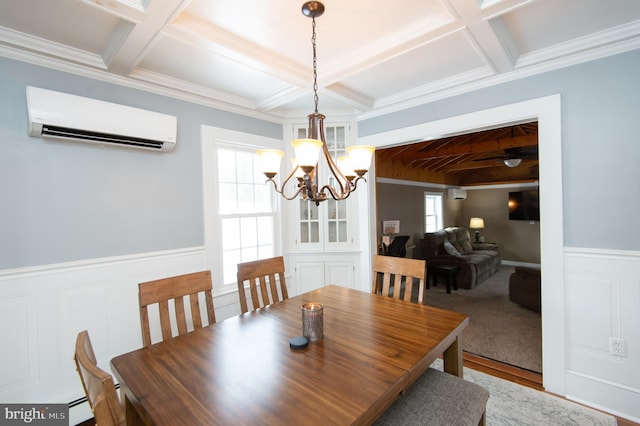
<box><xmin>0</xmin><ymin>247</ymin><xmax>246</xmax><ymax>425</ymax></box>
<box><xmin>0</xmin><ymin>294</ymin><xmax>38</xmax><ymax>393</ymax></box>
<box><xmin>564</xmin><ymin>247</ymin><xmax>640</xmax><ymax>423</ymax></box>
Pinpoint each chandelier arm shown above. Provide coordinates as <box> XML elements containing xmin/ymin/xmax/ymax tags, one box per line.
<box><xmin>318</xmin><ymin>183</ymin><xmax>351</xmax><ymax>201</ymax></box>
<box><xmin>350</xmin><ymin>175</ymin><xmax>366</xmax><ymax>192</ymax></box>
<box><xmin>265</xmin><ymin>168</ymin><xmax>306</xmax><ymax>201</ymax></box>
<box><xmin>318</xmin><ymin>125</ymin><xmax>349</xmax><ymax>194</ymax></box>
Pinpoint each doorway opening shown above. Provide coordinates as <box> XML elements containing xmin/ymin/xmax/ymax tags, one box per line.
<box><xmin>360</xmin><ymin>94</ymin><xmax>565</xmax><ymax>395</ymax></box>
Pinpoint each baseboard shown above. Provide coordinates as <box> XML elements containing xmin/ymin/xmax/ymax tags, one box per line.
<box><xmin>501</xmin><ymin>260</ymin><xmax>540</xmax><ymax>268</ymax></box>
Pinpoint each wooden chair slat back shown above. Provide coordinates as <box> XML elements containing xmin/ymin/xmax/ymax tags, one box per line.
<box><xmin>138</xmin><ymin>270</ymin><xmax>216</xmax><ymax>347</ymax></box>
<box><xmin>372</xmin><ymin>255</ymin><xmax>427</xmax><ymax>304</ymax></box>
<box><xmin>74</xmin><ymin>330</ymin><xmax>125</xmax><ymax>426</ymax></box>
<box><xmin>237</xmin><ymin>256</ymin><xmax>288</xmax><ymax>314</ymax></box>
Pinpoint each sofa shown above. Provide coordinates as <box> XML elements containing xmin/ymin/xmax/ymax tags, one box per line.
<box><xmin>421</xmin><ymin>227</ymin><xmax>501</xmax><ymax>289</ymax></box>
<box><xmin>508</xmin><ymin>266</ymin><xmax>541</xmax><ymax>312</ymax></box>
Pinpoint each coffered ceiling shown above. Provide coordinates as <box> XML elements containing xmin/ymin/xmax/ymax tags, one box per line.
<box><xmin>1</xmin><ymin>0</ymin><xmax>640</xmax><ymax>121</ymax></box>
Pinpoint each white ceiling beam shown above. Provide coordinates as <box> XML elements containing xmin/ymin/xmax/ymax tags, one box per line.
<box><xmin>106</xmin><ymin>0</ymin><xmax>191</xmax><ymax>75</ymax></box>
<box><xmin>78</xmin><ymin>0</ymin><xmax>146</xmax><ymax>23</ymax></box>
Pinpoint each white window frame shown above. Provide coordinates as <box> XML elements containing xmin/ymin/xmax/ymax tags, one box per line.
<box><xmin>424</xmin><ymin>192</ymin><xmax>443</xmax><ymax>232</ymax></box>
<box><xmin>202</xmin><ymin>126</ymin><xmax>284</xmax><ymax>295</ymax></box>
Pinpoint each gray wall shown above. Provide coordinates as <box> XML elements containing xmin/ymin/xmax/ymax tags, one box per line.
<box><xmin>376</xmin><ymin>183</ymin><xmax>540</xmax><ymax>263</ymax></box>
<box><xmin>463</xmin><ymin>188</ymin><xmax>540</xmax><ymax>263</ymax></box>
<box><xmin>362</xmin><ymin>49</ymin><xmax>640</xmax><ymax>251</ymax></box>
<box><xmin>0</xmin><ymin>57</ymin><xmax>282</xmax><ymax>269</ymax></box>
<box><xmin>375</xmin><ymin>183</ymin><xmax>462</xmax><ymax>259</ymax></box>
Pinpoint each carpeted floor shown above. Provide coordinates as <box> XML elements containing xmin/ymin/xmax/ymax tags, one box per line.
<box><xmin>422</xmin><ymin>265</ymin><xmax>542</xmax><ymax>373</ymax></box>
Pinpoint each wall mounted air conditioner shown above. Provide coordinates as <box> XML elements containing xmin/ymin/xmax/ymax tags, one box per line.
<box><xmin>26</xmin><ymin>86</ymin><xmax>177</xmax><ymax>152</ymax></box>
<box><xmin>447</xmin><ymin>188</ymin><xmax>467</xmax><ymax>200</ymax></box>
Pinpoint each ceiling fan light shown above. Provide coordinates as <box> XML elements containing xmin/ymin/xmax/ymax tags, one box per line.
<box><xmin>504</xmin><ymin>158</ymin><xmax>522</xmax><ymax>168</ymax></box>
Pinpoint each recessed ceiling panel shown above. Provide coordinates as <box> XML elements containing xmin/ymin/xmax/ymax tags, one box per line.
<box><xmin>183</xmin><ymin>0</ymin><xmax>454</xmax><ymax>69</ymax></box>
<box><xmin>500</xmin><ymin>0</ymin><xmax>640</xmax><ymax>54</ymax></box>
<box><xmin>0</xmin><ymin>0</ymin><xmax>122</xmax><ymax>55</ymax></box>
<box><xmin>337</xmin><ymin>31</ymin><xmax>488</xmax><ymax>100</ymax></box>
<box><xmin>139</xmin><ymin>36</ymin><xmax>289</xmax><ymax>101</ymax></box>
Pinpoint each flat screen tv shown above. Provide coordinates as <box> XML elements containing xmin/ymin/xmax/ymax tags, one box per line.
<box><xmin>508</xmin><ymin>190</ymin><xmax>540</xmax><ymax>221</ymax></box>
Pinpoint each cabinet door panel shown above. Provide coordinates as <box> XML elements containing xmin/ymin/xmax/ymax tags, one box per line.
<box><xmin>296</xmin><ymin>262</ymin><xmax>324</xmax><ymax>294</ymax></box>
<box><xmin>325</xmin><ymin>262</ymin><xmax>354</xmax><ymax>288</ymax></box>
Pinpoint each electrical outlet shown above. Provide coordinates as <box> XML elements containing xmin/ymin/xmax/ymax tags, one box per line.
<box><xmin>609</xmin><ymin>337</ymin><xmax>626</xmax><ymax>357</ymax></box>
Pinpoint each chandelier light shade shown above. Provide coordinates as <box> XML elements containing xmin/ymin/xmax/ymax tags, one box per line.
<box><xmin>257</xmin><ymin>149</ymin><xmax>284</xmax><ymax>178</ymax></box>
<box><xmin>291</xmin><ymin>139</ymin><xmax>323</xmax><ymax>170</ymax></box>
<box><xmin>256</xmin><ymin>1</ymin><xmax>374</xmax><ymax>205</ymax></box>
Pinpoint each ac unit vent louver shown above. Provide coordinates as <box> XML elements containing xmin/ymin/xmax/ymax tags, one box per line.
<box><xmin>27</xmin><ymin>86</ymin><xmax>177</xmax><ymax>152</ymax></box>
<box><xmin>41</xmin><ymin>125</ymin><xmax>166</xmax><ymax>150</ymax></box>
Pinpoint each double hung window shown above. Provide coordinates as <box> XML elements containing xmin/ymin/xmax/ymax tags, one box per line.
<box><xmin>217</xmin><ymin>148</ymin><xmax>277</xmax><ymax>286</ymax></box>
<box><xmin>425</xmin><ymin>192</ymin><xmax>443</xmax><ymax>232</ymax></box>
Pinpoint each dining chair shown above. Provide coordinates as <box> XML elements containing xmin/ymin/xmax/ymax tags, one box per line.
<box><xmin>74</xmin><ymin>330</ymin><xmax>125</xmax><ymax>426</ymax></box>
<box><xmin>237</xmin><ymin>256</ymin><xmax>289</xmax><ymax>314</ymax></box>
<box><xmin>138</xmin><ymin>270</ymin><xmax>216</xmax><ymax>347</ymax></box>
<box><xmin>374</xmin><ymin>367</ymin><xmax>489</xmax><ymax>426</ymax></box>
<box><xmin>372</xmin><ymin>255</ymin><xmax>426</xmax><ymax>303</ymax></box>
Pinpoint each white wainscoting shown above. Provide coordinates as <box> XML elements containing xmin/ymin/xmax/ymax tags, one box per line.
<box><xmin>0</xmin><ymin>247</ymin><xmax>243</xmax><ymax>424</ymax></box>
<box><xmin>564</xmin><ymin>248</ymin><xmax>640</xmax><ymax>423</ymax></box>
<box><xmin>3</xmin><ymin>246</ymin><xmax>639</xmax><ymax>423</ymax></box>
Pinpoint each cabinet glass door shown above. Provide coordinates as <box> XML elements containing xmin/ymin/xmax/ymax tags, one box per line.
<box><xmin>299</xmin><ymin>199</ymin><xmax>320</xmax><ymax>243</ymax></box>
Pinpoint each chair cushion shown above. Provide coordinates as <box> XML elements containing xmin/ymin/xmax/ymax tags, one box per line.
<box><xmin>375</xmin><ymin>368</ymin><xmax>489</xmax><ymax>426</ymax></box>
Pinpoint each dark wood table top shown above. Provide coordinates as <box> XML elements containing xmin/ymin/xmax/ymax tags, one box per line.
<box><xmin>111</xmin><ymin>285</ymin><xmax>468</xmax><ymax>425</ymax></box>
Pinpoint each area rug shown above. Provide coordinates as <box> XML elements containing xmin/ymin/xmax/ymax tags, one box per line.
<box><xmin>422</xmin><ymin>266</ymin><xmax>542</xmax><ymax>373</ymax></box>
<box><xmin>431</xmin><ymin>359</ymin><xmax>617</xmax><ymax>426</ymax></box>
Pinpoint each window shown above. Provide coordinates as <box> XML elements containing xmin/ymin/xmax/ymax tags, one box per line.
<box><xmin>425</xmin><ymin>192</ymin><xmax>443</xmax><ymax>232</ymax></box>
<box><xmin>217</xmin><ymin>148</ymin><xmax>277</xmax><ymax>286</ymax></box>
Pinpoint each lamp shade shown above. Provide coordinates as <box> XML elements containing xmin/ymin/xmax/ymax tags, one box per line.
<box><xmin>346</xmin><ymin>145</ymin><xmax>374</xmax><ymax>172</ymax></box>
<box><xmin>291</xmin><ymin>138</ymin><xmax>323</xmax><ymax>168</ymax></box>
<box><xmin>257</xmin><ymin>149</ymin><xmax>284</xmax><ymax>175</ymax></box>
<box><xmin>469</xmin><ymin>217</ymin><xmax>485</xmax><ymax>229</ymax></box>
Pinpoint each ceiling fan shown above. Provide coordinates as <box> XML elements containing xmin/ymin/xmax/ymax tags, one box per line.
<box><xmin>475</xmin><ymin>147</ymin><xmax>538</xmax><ymax>168</ymax></box>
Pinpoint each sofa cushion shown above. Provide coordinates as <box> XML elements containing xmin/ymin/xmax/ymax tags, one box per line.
<box><xmin>423</xmin><ymin>230</ymin><xmax>448</xmax><ymax>258</ymax></box>
<box><xmin>451</xmin><ymin>240</ymin><xmax>465</xmax><ymax>253</ymax></box>
<box><xmin>460</xmin><ymin>239</ymin><xmax>473</xmax><ymax>253</ymax></box>
<box><xmin>443</xmin><ymin>241</ymin><xmax>462</xmax><ymax>257</ymax></box>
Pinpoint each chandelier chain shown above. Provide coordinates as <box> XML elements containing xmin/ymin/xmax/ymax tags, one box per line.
<box><xmin>312</xmin><ymin>16</ymin><xmax>319</xmax><ymax>113</ymax></box>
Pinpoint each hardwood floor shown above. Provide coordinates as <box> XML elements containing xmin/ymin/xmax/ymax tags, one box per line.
<box><xmin>463</xmin><ymin>352</ymin><xmax>639</xmax><ymax>426</ymax></box>
<box><xmin>464</xmin><ymin>352</ymin><xmax>543</xmax><ymax>390</ymax></box>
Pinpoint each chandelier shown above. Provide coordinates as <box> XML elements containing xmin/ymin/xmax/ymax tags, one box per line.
<box><xmin>257</xmin><ymin>1</ymin><xmax>374</xmax><ymax>205</ymax></box>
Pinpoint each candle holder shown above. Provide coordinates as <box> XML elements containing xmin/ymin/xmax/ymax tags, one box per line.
<box><xmin>301</xmin><ymin>302</ymin><xmax>323</xmax><ymax>341</ymax></box>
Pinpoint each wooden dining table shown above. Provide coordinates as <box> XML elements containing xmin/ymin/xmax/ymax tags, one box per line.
<box><xmin>111</xmin><ymin>285</ymin><xmax>468</xmax><ymax>425</ymax></box>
